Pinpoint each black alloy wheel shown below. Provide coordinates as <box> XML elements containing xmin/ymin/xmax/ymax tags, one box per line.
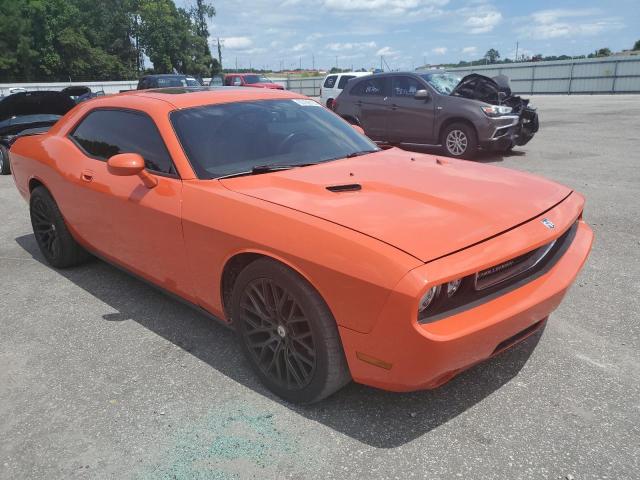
<box><xmin>239</xmin><ymin>278</ymin><xmax>316</xmax><ymax>390</ymax></box>
<box><xmin>29</xmin><ymin>186</ymin><xmax>89</xmax><ymax>268</ymax></box>
<box><xmin>231</xmin><ymin>258</ymin><xmax>351</xmax><ymax>404</ymax></box>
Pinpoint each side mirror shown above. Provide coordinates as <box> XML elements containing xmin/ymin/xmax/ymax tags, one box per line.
<box><xmin>107</xmin><ymin>153</ymin><xmax>157</xmax><ymax>188</ymax></box>
<box><xmin>351</xmin><ymin>124</ymin><xmax>365</xmax><ymax>136</ymax></box>
<box><xmin>414</xmin><ymin>89</ymin><xmax>430</xmax><ymax>100</ymax></box>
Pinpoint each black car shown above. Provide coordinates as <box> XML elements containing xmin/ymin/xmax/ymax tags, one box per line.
<box><xmin>136</xmin><ymin>74</ymin><xmax>202</xmax><ymax>90</ymax></box>
<box><xmin>333</xmin><ymin>70</ymin><xmax>538</xmax><ymax>159</ymax></box>
<box><xmin>0</xmin><ymin>91</ymin><xmax>76</xmax><ymax>175</ymax></box>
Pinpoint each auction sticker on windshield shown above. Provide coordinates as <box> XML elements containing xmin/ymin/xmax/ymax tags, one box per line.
<box><xmin>291</xmin><ymin>99</ymin><xmax>321</xmax><ymax>107</ymax></box>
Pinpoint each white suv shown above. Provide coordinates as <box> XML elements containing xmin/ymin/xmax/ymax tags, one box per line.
<box><xmin>320</xmin><ymin>72</ymin><xmax>371</xmax><ymax>109</ymax></box>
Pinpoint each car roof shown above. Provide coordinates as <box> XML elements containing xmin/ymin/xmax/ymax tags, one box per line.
<box><xmin>109</xmin><ymin>87</ymin><xmax>305</xmax><ymax>110</ymax></box>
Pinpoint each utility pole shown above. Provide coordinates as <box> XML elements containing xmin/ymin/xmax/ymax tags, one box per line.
<box><xmin>335</xmin><ymin>55</ymin><xmax>338</xmax><ymax>69</ymax></box>
<box><xmin>312</xmin><ymin>54</ymin><xmax>315</xmax><ymax>71</ymax></box>
<box><xmin>217</xmin><ymin>37</ymin><xmax>223</xmax><ymax>70</ymax></box>
<box><xmin>299</xmin><ymin>57</ymin><xmax>302</xmax><ymax>70</ymax></box>
<box><xmin>515</xmin><ymin>41</ymin><xmax>519</xmax><ymax>62</ymax></box>
<box><xmin>235</xmin><ymin>57</ymin><xmax>238</xmax><ymax>71</ymax></box>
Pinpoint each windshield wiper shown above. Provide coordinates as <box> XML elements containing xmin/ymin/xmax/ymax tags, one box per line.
<box><xmin>345</xmin><ymin>149</ymin><xmax>379</xmax><ymax>158</ymax></box>
<box><xmin>250</xmin><ymin>162</ymin><xmax>318</xmax><ymax>174</ymax></box>
<box><xmin>215</xmin><ymin>163</ymin><xmax>317</xmax><ymax>179</ymax></box>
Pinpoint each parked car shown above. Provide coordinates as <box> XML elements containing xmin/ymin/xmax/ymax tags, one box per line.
<box><xmin>333</xmin><ymin>70</ymin><xmax>539</xmax><ymax>159</ymax></box>
<box><xmin>0</xmin><ymin>90</ymin><xmax>76</xmax><ymax>174</ymax></box>
<box><xmin>60</xmin><ymin>86</ymin><xmax>105</xmax><ymax>103</ymax></box>
<box><xmin>320</xmin><ymin>71</ymin><xmax>371</xmax><ymax>109</ymax></box>
<box><xmin>224</xmin><ymin>73</ymin><xmax>284</xmax><ymax>90</ymax></box>
<box><xmin>137</xmin><ymin>74</ymin><xmax>201</xmax><ymax>90</ymax></box>
<box><xmin>9</xmin><ymin>87</ymin><xmax>592</xmax><ymax>403</ymax></box>
<box><xmin>208</xmin><ymin>74</ymin><xmax>225</xmax><ymax>87</ymax></box>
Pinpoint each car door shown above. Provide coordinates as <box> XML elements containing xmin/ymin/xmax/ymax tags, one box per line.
<box><xmin>63</xmin><ymin>108</ymin><xmax>193</xmax><ymax>298</ymax></box>
<box><xmin>387</xmin><ymin>75</ymin><xmax>437</xmax><ymax>144</ymax></box>
<box><xmin>350</xmin><ymin>76</ymin><xmax>390</xmax><ymax>140</ymax></box>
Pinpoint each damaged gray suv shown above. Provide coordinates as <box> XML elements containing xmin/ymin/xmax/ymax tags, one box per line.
<box><xmin>332</xmin><ymin>70</ymin><xmax>538</xmax><ymax>159</ymax></box>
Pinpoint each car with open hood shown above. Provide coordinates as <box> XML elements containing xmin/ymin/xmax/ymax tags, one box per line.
<box><xmin>333</xmin><ymin>70</ymin><xmax>539</xmax><ymax>159</ymax></box>
<box><xmin>9</xmin><ymin>87</ymin><xmax>592</xmax><ymax>403</ymax></box>
<box><xmin>0</xmin><ymin>90</ymin><xmax>76</xmax><ymax>175</ymax></box>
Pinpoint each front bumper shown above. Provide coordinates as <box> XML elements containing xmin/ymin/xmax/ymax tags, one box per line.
<box><xmin>338</xmin><ymin>193</ymin><xmax>592</xmax><ymax>392</ymax></box>
<box><xmin>480</xmin><ymin>107</ymin><xmax>539</xmax><ymax>151</ymax></box>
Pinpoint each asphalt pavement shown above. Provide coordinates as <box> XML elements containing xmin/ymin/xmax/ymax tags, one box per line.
<box><xmin>1</xmin><ymin>94</ymin><xmax>639</xmax><ymax>479</ymax></box>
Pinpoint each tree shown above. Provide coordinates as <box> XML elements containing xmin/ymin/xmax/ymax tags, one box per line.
<box><xmin>485</xmin><ymin>48</ymin><xmax>500</xmax><ymax>64</ymax></box>
<box><xmin>633</xmin><ymin>40</ymin><xmax>640</xmax><ymax>51</ymax></box>
<box><xmin>597</xmin><ymin>48</ymin><xmax>612</xmax><ymax>57</ymax></box>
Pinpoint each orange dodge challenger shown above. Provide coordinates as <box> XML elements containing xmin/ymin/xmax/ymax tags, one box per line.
<box><xmin>9</xmin><ymin>87</ymin><xmax>593</xmax><ymax>403</ymax></box>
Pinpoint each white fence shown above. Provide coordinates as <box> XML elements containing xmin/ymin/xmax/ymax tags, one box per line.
<box><xmin>7</xmin><ymin>56</ymin><xmax>638</xmax><ymax>98</ymax></box>
<box><xmin>446</xmin><ymin>55</ymin><xmax>640</xmax><ymax>95</ymax></box>
<box><xmin>0</xmin><ymin>80</ymin><xmax>138</xmax><ymax>97</ymax></box>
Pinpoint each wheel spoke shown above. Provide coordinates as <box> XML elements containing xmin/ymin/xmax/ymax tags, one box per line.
<box><xmin>239</xmin><ymin>277</ymin><xmax>316</xmax><ymax>390</ymax></box>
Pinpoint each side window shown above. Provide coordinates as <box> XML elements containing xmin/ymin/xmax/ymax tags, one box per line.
<box><xmin>337</xmin><ymin>75</ymin><xmax>355</xmax><ymax>89</ymax></box>
<box><xmin>350</xmin><ymin>77</ymin><xmax>388</xmax><ymax>97</ymax></box>
<box><xmin>232</xmin><ymin>76</ymin><xmax>242</xmax><ymax>86</ymax></box>
<box><xmin>392</xmin><ymin>76</ymin><xmax>423</xmax><ymax>97</ymax></box>
<box><xmin>323</xmin><ymin>75</ymin><xmax>337</xmax><ymax>88</ymax></box>
<box><xmin>70</xmin><ymin>110</ymin><xmax>176</xmax><ymax>175</ymax></box>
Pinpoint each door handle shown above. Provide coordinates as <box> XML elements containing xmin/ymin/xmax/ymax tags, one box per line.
<box><xmin>81</xmin><ymin>170</ymin><xmax>94</xmax><ymax>182</ymax></box>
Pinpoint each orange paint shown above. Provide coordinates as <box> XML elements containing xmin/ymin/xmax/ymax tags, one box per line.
<box><xmin>9</xmin><ymin>88</ymin><xmax>593</xmax><ymax>392</ymax></box>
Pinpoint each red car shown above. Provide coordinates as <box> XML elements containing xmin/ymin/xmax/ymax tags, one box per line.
<box><xmin>224</xmin><ymin>73</ymin><xmax>284</xmax><ymax>90</ymax></box>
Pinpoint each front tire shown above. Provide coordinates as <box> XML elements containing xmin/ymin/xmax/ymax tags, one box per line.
<box><xmin>0</xmin><ymin>145</ymin><xmax>10</xmax><ymax>175</ymax></box>
<box><xmin>442</xmin><ymin>123</ymin><xmax>478</xmax><ymax>159</ymax></box>
<box><xmin>30</xmin><ymin>186</ymin><xmax>90</xmax><ymax>268</ymax></box>
<box><xmin>231</xmin><ymin>258</ymin><xmax>350</xmax><ymax>404</ymax></box>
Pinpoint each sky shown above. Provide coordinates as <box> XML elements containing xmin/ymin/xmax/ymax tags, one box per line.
<box><xmin>178</xmin><ymin>0</ymin><xmax>639</xmax><ymax>71</ymax></box>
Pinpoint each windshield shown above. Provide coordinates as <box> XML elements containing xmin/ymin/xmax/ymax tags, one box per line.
<box><xmin>156</xmin><ymin>76</ymin><xmax>200</xmax><ymax>87</ymax></box>
<box><xmin>244</xmin><ymin>75</ymin><xmax>272</xmax><ymax>84</ymax></box>
<box><xmin>171</xmin><ymin>99</ymin><xmax>379</xmax><ymax>179</ymax></box>
<box><xmin>420</xmin><ymin>72</ymin><xmax>461</xmax><ymax>95</ymax></box>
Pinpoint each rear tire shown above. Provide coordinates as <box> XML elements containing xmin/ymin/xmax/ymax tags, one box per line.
<box><xmin>441</xmin><ymin>123</ymin><xmax>478</xmax><ymax>159</ymax></box>
<box><xmin>231</xmin><ymin>258</ymin><xmax>351</xmax><ymax>404</ymax></box>
<box><xmin>0</xmin><ymin>145</ymin><xmax>10</xmax><ymax>175</ymax></box>
<box><xmin>29</xmin><ymin>186</ymin><xmax>90</xmax><ymax>268</ymax></box>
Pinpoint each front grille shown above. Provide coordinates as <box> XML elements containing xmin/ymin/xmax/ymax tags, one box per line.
<box><xmin>418</xmin><ymin>221</ymin><xmax>578</xmax><ymax>323</ymax></box>
<box><xmin>475</xmin><ymin>238</ymin><xmax>557</xmax><ymax>290</ymax></box>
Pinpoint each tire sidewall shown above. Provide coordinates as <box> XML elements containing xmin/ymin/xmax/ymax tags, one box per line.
<box><xmin>0</xmin><ymin>145</ymin><xmax>10</xmax><ymax>175</ymax></box>
<box><xmin>230</xmin><ymin>259</ymin><xmax>338</xmax><ymax>404</ymax></box>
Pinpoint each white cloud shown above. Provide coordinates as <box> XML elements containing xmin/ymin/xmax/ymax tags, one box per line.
<box><xmin>376</xmin><ymin>46</ymin><xmax>399</xmax><ymax>57</ymax></box>
<box><xmin>432</xmin><ymin>47</ymin><xmax>447</xmax><ymax>55</ymax></box>
<box><xmin>291</xmin><ymin>43</ymin><xmax>310</xmax><ymax>52</ymax></box>
<box><xmin>326</xmin><ymin>41</ymin><xmax>377</xmax><ymax>52</ymax></box>
<box><xmin>523</xmin><ymin>9</ymin><xmax>624</xmax><ymax>39</ymax></box>
<box><xmin>462</xmin><ymin>46</ymin><xmax>477</xmax><ymax>55</ymax></box>
<box><xmin>222</xmin><ymin>36</ymin><xmax>253</xmax><ymax>50</ymax></box>
<box><xmin>463</xmin><ymin>11</ymin><xmax>502</xmax><ymax>34</ymax></box>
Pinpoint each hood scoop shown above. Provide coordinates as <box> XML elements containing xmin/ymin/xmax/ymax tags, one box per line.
<box><xmin>326</xmin><ymin>183</ymin><xmax>362</xmax><ymax>193</ymax></box>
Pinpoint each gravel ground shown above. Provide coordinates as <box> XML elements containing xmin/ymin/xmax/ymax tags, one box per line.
<box><xmin>1</xmin><ymin>95</ymin><xmax>639</xmax><ymax>480</ymax></box>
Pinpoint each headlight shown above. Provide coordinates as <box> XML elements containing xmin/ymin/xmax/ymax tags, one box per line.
<box><xmin>481</xmin><ymin>105</ymin><xmax>513</xmax><ymax>116</ymax></box>
<box><xmin>418</xmin><ymin>286</ymin><xmax>439</xmax><ymax>314</ymax></box>
<box><xmin>446</xmin><ymin>279</ymin><xmax>462</xmax><ymax>297</ymax></box>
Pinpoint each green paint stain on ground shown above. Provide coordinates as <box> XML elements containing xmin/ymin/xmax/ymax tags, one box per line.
<box><xmin>138</xmin><ymin>404</ymin><xmax>298</xmax><ymax>480</ymax></box>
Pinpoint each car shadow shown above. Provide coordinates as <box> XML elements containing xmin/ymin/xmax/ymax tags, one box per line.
<box><xmin>15</xmin><ymin>233</ymin><xmax>542</xmax><ymax>449</ymax></box>
<box><xmin>396</xmin><ymin>144</ymin><xmax>528</xmax><ymax>164</ymax></box>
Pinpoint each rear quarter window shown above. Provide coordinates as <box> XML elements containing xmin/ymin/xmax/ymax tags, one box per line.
<box><xmin>337</xmin><ymin>75</ymin><xmax>355</xmax><ymax>89</ymax></box>
<box><xmin>323</xmin><ymin>76</ymin><xmax>337</xmax><ymax>88</ymax></box>
<box><xmin>69</xmin><ymin>109</ymin><xmax>176</xmax><ymax>175</ymax></box>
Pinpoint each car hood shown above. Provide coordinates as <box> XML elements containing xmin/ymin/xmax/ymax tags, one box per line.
<box><xmin>220</xmin><ymin>148</ymin><xmax>571</xmax><ymax>262</ymax></box>
<box><xmin>0</xmin><ymin>91</ymin><xmax>76</xmax><ymax>123</ymax></box>
<box><xmin>450</xmin><ymin>73</ymin><xmax>512</xmax><ymax>104</ymax></box>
